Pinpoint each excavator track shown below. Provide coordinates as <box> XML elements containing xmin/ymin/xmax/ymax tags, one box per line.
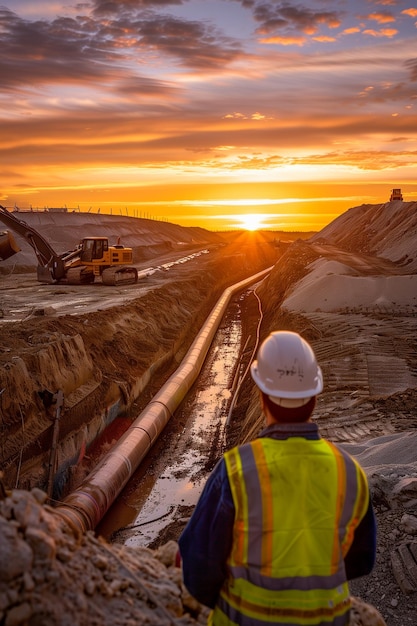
<box><xmin>102</xmin><ymin>266</ymin><xmax>138</xmax><ymax>286</ymax></box>
<box><xmin>66</xmin><ymin>266</ymin><xmax>95</xmax><ymax>285</ymax></box>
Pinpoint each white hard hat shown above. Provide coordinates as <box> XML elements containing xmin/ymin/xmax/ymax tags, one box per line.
<box><xmin>250</xmin><ymin>331</ymin><xmax>323</xmax><ymax>407</ymax></box>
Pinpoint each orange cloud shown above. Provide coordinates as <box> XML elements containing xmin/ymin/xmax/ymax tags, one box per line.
<box><xmin>313</xmin><ymin>36</ymin><xmax>336</xmax><ymax>43</ymax></box>
<box><xmin>366</xmin><ymin>12</ymin><xmax>396</xmax><ymax>24</ymax></box>
<box><xmin>362</xmin><ymin>28</ymin><xmax>398</xmax><ymax>37</ymax></box>
<box><xmin>259</xmin><ymin>36</ymin><xmax>306</xmax><ymax>46</ymax></box>
<box><xmin>402</xmin><ymin>8</ymin><xmax>417</xmax><ymax>17</ymax></box>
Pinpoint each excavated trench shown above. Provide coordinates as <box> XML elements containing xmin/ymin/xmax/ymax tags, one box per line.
<box><xmin>97</xmin><ymin>295</ymin><xmax>248</xmax><ymax>546</ymax></box>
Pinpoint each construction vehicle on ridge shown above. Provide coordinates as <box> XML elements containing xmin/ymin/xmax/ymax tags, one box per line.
<box><xmin>389</xmin><ymin>188</ymin><xmax>403</xmax><ymax>202</ymax></box>
<box><xmin>0</xmin><ymin>205</ymin><xmax>138</xmax><ymax>285</ymax></box>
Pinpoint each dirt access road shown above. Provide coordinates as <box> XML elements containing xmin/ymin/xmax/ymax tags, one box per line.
<box><xmin>0</xmin><ymin>246</ymin><xmax>212</xmax><ymax>322</ymax></box>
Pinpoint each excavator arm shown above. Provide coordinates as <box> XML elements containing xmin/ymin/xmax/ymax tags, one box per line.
<box><xmin>0</xmin><ymin>205</ymin><xmax>137</xmax><ymax>285</ymax></box>
<box><xmin>0</xmin><ymin>205</ymin><xmax>65</xmax><ymax>281</ymax></box>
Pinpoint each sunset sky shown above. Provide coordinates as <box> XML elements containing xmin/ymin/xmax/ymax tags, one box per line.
<box><xmin>1</xmin><ymin>0</ymin><xmax>416</xmax><ymax>231</ymax></box>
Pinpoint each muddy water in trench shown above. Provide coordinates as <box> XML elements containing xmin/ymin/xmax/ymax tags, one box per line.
<box><xmin>97</xmin><ymin>296</ymin><xmax>247</xmax><ymax>547</ymax></box>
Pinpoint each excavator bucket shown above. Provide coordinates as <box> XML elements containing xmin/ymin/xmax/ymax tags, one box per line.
<box><xmin>37</xmin><ymin>265</ymin><xmax>55</xmax><ymax>284</ymax></box>
<box><xmin>0</xmin><ymin>230</ymin><xmax>20</xmax><ymax>260</ymax></box>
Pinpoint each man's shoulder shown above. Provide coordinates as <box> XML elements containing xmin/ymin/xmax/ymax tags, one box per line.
<box><xmin>224</xmin><ymin>440</ymin><xmax>256</xmax><ymax>460</ymax></box>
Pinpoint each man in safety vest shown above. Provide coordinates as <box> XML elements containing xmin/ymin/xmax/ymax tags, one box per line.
<box><xmin>179</xmin><ymin>331</ymin><xmax>383</xmax><ymax>626</ymax></box>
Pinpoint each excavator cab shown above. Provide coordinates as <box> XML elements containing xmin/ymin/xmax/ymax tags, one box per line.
<box><xmin>80</xmin><ymin>237</ymin><xmax>108</xmax><ymax>263</ymax></box>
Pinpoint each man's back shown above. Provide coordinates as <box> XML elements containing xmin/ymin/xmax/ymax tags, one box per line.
<box><xmin>211</xmin><ymin>430</ymin><xmax>369</xmax><ymax>625</ymax></box>
<box><xmin>179</xmin><ymin>331</ymin><xmax>382</xmax><ymax>626</ymax></box>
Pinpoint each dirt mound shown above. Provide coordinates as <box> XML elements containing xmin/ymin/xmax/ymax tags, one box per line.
<box><xmin>311</xmin><ymin>201</ymin><xmax>417</xmax><ymax>271</ymax></box>
<box><xmin>0</xmin><ymin>484</ymin><xmax>207</xmax><ymax>625</ymax></box>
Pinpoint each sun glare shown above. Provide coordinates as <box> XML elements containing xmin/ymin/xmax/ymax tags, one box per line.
<box><xmin>239</xmin><ymin>213</ymin><xmax>264</xmax><ymax>231</ymax></box>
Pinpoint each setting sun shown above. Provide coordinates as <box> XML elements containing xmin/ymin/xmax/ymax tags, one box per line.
<box><xmin>239</xmin><ymin>213</ymin><xmax>264</xmax><ymax>231</ymax></box>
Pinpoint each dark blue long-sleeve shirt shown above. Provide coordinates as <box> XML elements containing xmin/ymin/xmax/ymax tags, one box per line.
<box><xmin>179</xmin><ymin>422</ymin><xmax>377</xmax><ymax>609</ymax></box>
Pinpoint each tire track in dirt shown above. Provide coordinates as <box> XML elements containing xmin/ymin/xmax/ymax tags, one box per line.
<box><xmin>300</xmin><ymin>311</ymin><xmax>417</xmax><ymax>444</ymax></box>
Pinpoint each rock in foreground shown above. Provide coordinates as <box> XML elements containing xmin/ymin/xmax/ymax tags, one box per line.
<box><xmin>0</xmin><ymin>483</ymin><xmax>208</xmax><ymax>626</ymax></box>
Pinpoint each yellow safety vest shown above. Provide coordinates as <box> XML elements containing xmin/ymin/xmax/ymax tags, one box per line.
<box><xmin>209</xmin><ymin>436</ymin><xmax>369</xmax><ymax>626</ymax></box>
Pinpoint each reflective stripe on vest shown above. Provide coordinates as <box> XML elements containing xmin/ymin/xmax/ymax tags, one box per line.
<box><xmin>211</xmin><ymin>437</ymin><xmax>369</xmax><ymax>626</ymax></box>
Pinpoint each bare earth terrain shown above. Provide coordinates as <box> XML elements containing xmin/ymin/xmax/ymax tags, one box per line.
<box><xmin>1</xmin><ymin>202</ymin><xmax>417</xmax><ymax>625</ymax></box>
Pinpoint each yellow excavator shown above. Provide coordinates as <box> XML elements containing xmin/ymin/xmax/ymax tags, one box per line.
<box><xmin>0</xmin><ymin>205</ymin><xmax>138</xmax><ymax>285</ymax></box>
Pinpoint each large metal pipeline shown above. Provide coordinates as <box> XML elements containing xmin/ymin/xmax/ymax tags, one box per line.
<box><xmin>55</xmin><ymin>267</ymin><xmax>271</xmax><ymax>533</ymax></box>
